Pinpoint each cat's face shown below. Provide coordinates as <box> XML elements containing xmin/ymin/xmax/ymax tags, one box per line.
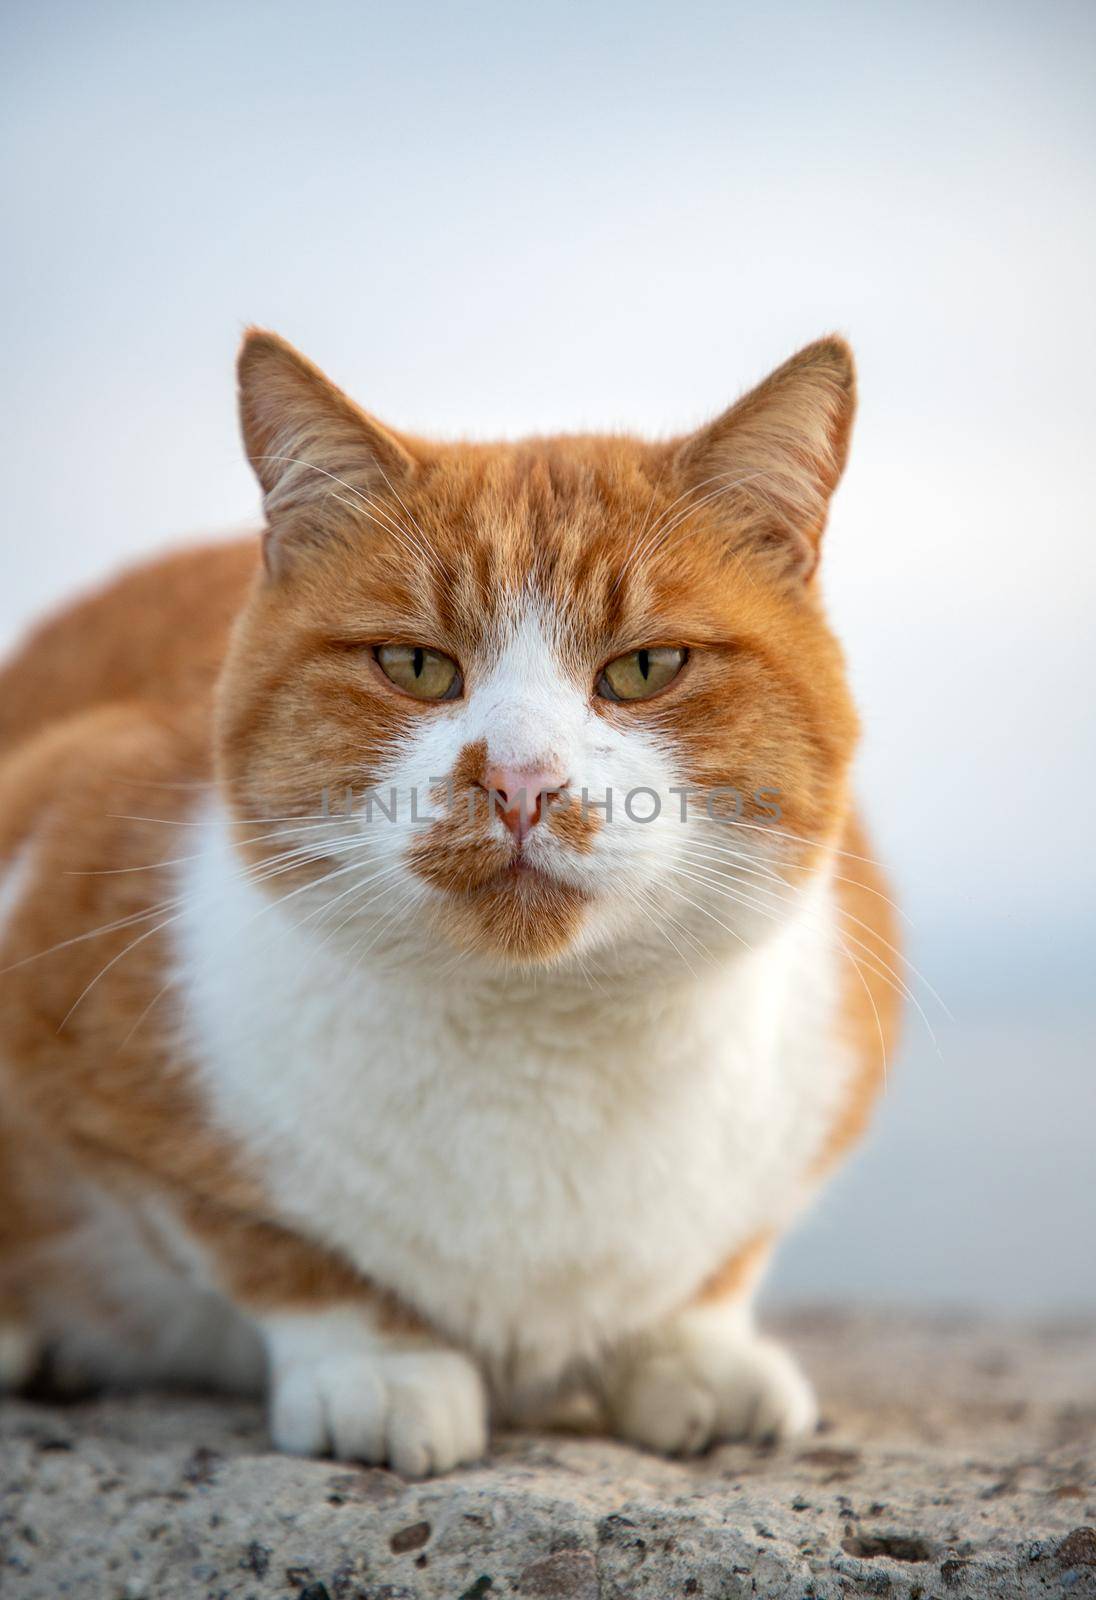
<box><xmin>217</xmin><ymin>333</ymin><xmax>859</xmax><ymax>973</ymax></box>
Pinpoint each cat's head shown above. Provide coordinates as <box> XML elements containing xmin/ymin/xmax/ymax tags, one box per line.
<box><xmin>216</xmin><ymin>331</ymin><xmax>859</xmax><ymax>975</ymax></box>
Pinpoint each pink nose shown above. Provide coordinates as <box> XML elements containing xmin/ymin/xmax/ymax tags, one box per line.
<box><xmin>482</xmin><ymin>764</ymin><xmax>569</xmax><ymax>843</ymax></box>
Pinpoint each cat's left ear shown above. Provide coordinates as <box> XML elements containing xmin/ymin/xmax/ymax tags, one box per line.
<box><xmin>237</xmin><ymin>329</ymin><xmax>417</xmax><ymax>572</ymax></box>
<box><xmin>674</xmin><ymin>337</ymin><xmax>856</xmax><ymax>583</ymax></box>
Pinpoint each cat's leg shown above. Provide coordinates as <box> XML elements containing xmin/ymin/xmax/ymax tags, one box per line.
<box><xmin>0</xmin><ymin>1311</ymin><xmax>38</xmax><ymax>1391</ymax></box>
<box><xmin>599</xmin><ymin>1236</ymin><xmax>817</xmax><ymax>1455</ymax></box>
<box><xmin>0</xmin><ymin>1120</ymin><xmax>44</xmax><ymax>1392</ymax></box>
<box><xmin>186</xmin><ymin>1201</ymin><xmax>489</xmax><ymax>1477</ymax></box>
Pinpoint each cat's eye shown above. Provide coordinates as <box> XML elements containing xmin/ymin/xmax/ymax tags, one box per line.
<box><xmin>376</xmin><ymin>644</ymin><xmax>462</xmax><ymax>701</ymax></box>
<box><xmin>598</xmin><ymin>646</ymin><xmax>687</xmax><ymax>702</ymax></box>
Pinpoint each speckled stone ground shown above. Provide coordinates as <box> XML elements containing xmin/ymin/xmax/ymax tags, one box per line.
<box><xmin>1</xmin><ymin>1311</ymin><xmax>1093</xmax><ymax>1599</ymax></box>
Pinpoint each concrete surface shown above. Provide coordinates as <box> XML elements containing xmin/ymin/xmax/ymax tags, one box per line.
<box><xmin>1</xmin><ymin>1311</ymin><xmax>1093</xmax><ymax>1599</ymax></box>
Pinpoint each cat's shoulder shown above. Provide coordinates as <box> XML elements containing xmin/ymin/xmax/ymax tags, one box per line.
<box><xmin>0</xmin><ymin>538</ymin><xmax>258</xmax><ymax>763</ymax></box>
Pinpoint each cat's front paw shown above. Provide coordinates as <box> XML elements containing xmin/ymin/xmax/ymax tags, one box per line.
<box><xmin>269</xmin><ymin>1346</ymin><xmax>488</xmax><ymax>1477</ymax></box>
<box><xmin>606</xmin><ymin>1321</ymin><xmax>817</xmax><ymax>1456</ymax></box>
<box><xmin>0</xmin><ymin>1320</ymin><xmax>39</xmax><ymax>1392</ymax></box>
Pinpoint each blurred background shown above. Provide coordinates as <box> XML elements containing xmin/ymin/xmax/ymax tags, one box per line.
<box><xmin>2</xmin><ymin>1</ymin><xmax>1093</xmax><ymax>1311</ymax></box>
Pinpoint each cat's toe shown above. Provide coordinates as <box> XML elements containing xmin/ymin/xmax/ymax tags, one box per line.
<box><xmin>381</xmin><ymin>1349</ymin><xmax>489</xmax><ymax>1477</ymax></box>
<box><xmin>704</xmin><ymin>1335</ymin><xmax>819</xmax><ymax>1443</ymax></box>
<box><xmin>0</xmin><ymin>1320</ymin><xmax>39</xmax><ymax>1392</ymax></box>
<box><xmin>609</xmin><ymin>1353</ymin><xmax>719</xmax><ymax>1455</ymax></box>
<box><xmin>607</xmin><ymin>1331</ymin><xmax>817</xmax><ymax>1455</ymax></box>
<box><xmin>269</xmin><ymin>1347</ymin><xmax>488</xmax><ymax>1476</ymax></box>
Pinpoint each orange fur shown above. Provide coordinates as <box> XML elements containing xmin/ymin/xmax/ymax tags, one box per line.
<box><xmin>695</xmin><ymin>1232</ymin><xmax>774</xmax><ymax>1305</ymax></box>
<box><xmin>817</xmin><ymin>811</ymin><xmax>902</xmax><ymax>1173</ymax></box>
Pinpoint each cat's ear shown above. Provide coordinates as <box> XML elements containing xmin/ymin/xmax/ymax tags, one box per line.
<box><xmin>674</xmin><ymin>337</ymin><xmax>856</xmax><ymax>583</ymax></box>
<box><xmin>237</xmin><ymin>329</ymin><xmax>416</xmax><ymax>570</ymax></box>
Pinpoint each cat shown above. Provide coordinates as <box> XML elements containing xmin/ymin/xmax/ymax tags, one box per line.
<box><xmin>0</xmin><ymin>330</ymin><xmax>900</xmax><ymax>1477</ymax></box>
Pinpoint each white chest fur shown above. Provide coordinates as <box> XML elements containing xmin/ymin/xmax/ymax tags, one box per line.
<box><xmin>174</xmin><ymin>803</ymin><xmax>852</xmax><ymax>1381</ymax></box>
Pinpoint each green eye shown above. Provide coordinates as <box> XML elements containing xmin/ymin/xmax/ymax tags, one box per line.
<box><xmin>598</xmin><ymin>646</ymin><xmax>686</xmax><ymax>702</ymax></box>
<box><xmin>376</xmin><ymin>644</ymin><xmax>462</xmax><ymax>701</ymax></box>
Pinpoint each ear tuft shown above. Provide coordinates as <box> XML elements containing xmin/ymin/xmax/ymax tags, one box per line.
<box><xmin>236</xmin><ymin>328</ymin><xmax>416</xmax><ymax>544</ymax></box>
<box><xmin>675</xmin><ymin>336</ymin><xmax>857</xmax><ymax>582</ymax></box>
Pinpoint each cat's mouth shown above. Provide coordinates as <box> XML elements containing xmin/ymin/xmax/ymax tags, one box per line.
<box><xmin>449</xmin><ymin>850</ymin><xmax>578</xmax><ymax>901</ymax></box>
<box><xmin>407</xmin><ymin>812</ymin><xmax>577</xmax><ymax>895</ymax></box>
<box><xmin>439</xmin><ymin>854</ymin><xmax>591</xmax><ymax>963</ymax></box>
<box><xmin>406</xmin><ymin>821</ymin><xmax>591</xmax><ymax>959</ymax></box>
<box><xmin>481</xmin><ymin>856</ymin><xmax>574</xmax><ymax>895</ymax></box>
<box><xmin>503</xmin><ymin>855</ymin><xmax>550</xmax><ymax>880</ymax></box>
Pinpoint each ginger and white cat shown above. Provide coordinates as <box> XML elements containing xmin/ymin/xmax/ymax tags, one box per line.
<box><xmin>0</xmin><ymin>332</ymin><xmax>899</xmax><ymax>1477</ymax></box>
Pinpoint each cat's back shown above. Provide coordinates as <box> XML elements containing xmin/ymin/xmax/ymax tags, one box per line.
<box><xmin>0</xmin><ymin>538</ymin><xmax>258</xmax><ymax>762</ymax></box>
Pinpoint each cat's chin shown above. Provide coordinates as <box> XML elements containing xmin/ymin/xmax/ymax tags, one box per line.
<box><xmin>435</xmin><ymin>865</ymin><xmax>590</xmax><ymax>966</ymax></box>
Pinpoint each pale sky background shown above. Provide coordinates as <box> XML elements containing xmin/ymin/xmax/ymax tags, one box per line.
<box><xmin>2</xmin><ymin>0</ymin><xmax>1094</xmax><ymax>1308</ymax></box>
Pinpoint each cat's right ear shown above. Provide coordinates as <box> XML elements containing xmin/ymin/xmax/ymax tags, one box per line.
<box><xmin>237</xmin><ymin>329</ymin><xmax>416</xmax><ymax>573</ymax></box>
<box><xmin>673</xmin><ymin>337</ymin><xmax>856</xmax><ymax>585</ymax></box>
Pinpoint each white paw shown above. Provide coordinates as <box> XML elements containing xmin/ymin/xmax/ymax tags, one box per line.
<box><xmin>0</xmin><ymin>1321</ymin><xmax>38</xmax><ymax>1391</ymax></box>
<box><xmin>608</xmin><ymin>1326</ymin><xmax>817</xmax><ymax>1455</ymax></box>
<box><xmin>269</xmin><ymin>1347</ymin><xmax>488</xmax><ymax>1477</ymax></box>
